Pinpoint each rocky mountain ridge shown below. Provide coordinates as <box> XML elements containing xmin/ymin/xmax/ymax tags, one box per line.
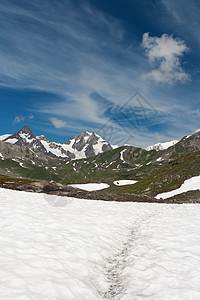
<box><xmin>1</xmin><ymin>126</ymin><xmax>113</xmax><ymax>160</ymax></box>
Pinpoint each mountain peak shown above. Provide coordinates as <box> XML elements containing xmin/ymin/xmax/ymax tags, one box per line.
<box><xmin>18</xmin><ymin>125</ymin><xmax>34</xmax><ymax>136</ymax></box>
<box><xmin>3</xmin><ymin>125</ymin><xmax>47</xmax><ymax>153</ymax></box>
<box><xmin>63</xmin><ymin>131</ymin><xmax>112</xmax><ymax>158</ymax></box>
<box><xmin>21</xmin><ymin>125</ymin><xmax>30</xmax><ymax>131</ymax></box>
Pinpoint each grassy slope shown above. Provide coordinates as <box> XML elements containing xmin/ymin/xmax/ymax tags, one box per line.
<box><xmin>0</xmin><ymin>174</ymin><xmax>34</xmax><ymax>184</ymax></box>
<box><xmin>107</xmin><ymin>151</ymin><xmax>200</xmax><ymax>196</ymax></box>
<box><xmin>0</xmin><ymin>149</ymin><xmax>200</xmax><ymax>203</ymax></box>
<box><xmin>1</xmin><ymin>141</ymin><xmax>200</xmax><ymax>199</ymax></box>
<box><xmin>0</xmin><ymin>146</ymin><xmax>161</xmax><ymax>184</ymax></box>
<box><xmin>56</xmin><ymin>146</ymin><xmax>160</xmax><ymax>183</ymax></box>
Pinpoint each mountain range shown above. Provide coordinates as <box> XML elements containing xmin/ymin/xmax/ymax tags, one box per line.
<box><xmin>0</xmin><ymin>125</ymin><xmax>200</xmax><ymax>202</ymax></box>
<box><xmin>1</xmin><ymin>125</ymin><xmax>113</xmax><ymax>160</ymax></box>
<box><xmin>0</xmin><ymin>125</ymin><xmax>180</xmax><ymax>159</ymax></box>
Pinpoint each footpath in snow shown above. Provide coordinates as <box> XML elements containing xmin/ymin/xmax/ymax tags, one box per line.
<box><xmin>0</xmin><ymin>188</ymin><xmax>200</xmax><ymax>299</ymax></box>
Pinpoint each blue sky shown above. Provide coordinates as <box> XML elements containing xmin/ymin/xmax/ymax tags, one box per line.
<box><xmin>0</xmin><ymin>0</ymin><xmax>200</xmax><ymax>147</ymax></box>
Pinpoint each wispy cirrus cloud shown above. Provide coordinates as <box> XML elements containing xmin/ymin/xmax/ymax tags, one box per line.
<box><xmin>0</xmin><ymin>0</ymin><xmax>146</xmax><ymax>125</ymax></box>
<box><xmin>0</xmin><ymin>0</ymin><xmax>198</xmax><ymax>146</ymax></box>
<box><xmin>142</xmin><ymin>33</ymin><xmax>189</xmax><ymax>84</ymax></box>
<box><xmin>160</xmin><ymin>0</ymin><xmax>200</xmax><ymax>46</ymax></box>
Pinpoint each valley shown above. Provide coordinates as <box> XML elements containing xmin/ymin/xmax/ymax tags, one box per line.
<box><xmin>1</xmin><ymin>126</ymin><xmax>200</xmax><ymax>202</ymax></box>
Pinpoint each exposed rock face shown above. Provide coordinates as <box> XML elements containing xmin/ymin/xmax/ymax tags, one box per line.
<box><xmin>37</xmin><ymin>135</ymin><xmax>75</xmax><ymax>159</ymax></box>
<box><xmin>4</xmin><ymin>125</ymin><xmax>48</xmax><ymax>154</ymax></box>
<box><xmin>0</xmin><ymin>140</ymin><xmax>48</xmax><ymax>160</ymax></box>
<box><xmin>71</xmin><ymin>132</ymin><xmax>89</xmax><ymax>151</ymax></box>
<box><xmin>67</xmin><ymin>131</ymin><xmax>113</xmax><ymax>157</ymax></box>
<box><xmin>181</xmin><ymin>130</ymin><xmax>200</xmax><ymax>149</ymax></box>
<box><xmin>157</xmin><ymin>130</ymin><xmax>200</xmax><ymax>161</ymax></box>
<box><xmin>2</xmin><ymin>126</ymin><xmax>113</xmax><ymax>160</ymax></box>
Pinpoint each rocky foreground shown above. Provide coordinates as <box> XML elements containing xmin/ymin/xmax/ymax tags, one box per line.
<box><xmin>1</xmin><ymin>179</ymin><xmax>199</xmax><ymax>204</ymax></box>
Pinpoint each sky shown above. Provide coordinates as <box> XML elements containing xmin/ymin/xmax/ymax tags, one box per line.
<box><xmin>0</xmin><ymin>0</ymin><xmax>200</xmax><ymax>147</ymax></box>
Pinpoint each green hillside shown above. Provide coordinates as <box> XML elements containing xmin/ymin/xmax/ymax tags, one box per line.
<box><xmin>107</xmin><ymin>151</ymin><xmax>200</xmax><ymax>196</ymax></box>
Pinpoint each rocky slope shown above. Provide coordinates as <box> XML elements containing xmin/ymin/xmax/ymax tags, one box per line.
<box><xmin>1</xmin><ymin>126</ymin><xmax>113</xmax><ymax>160</ymax></box>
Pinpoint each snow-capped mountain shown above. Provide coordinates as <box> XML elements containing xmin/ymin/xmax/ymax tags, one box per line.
<box><xmin>146</xmin><ymin>140</ymin><xmax>179</xmax><ymax>151</ymax></box>
<box><xmin>2</xmin><ymin>126</ymin><xmax>113</xmax><ymax>160</ymax></box>
<box><xmin>4</xmin><ymin>125</ymin><xmax>48</xmax><ymax>154</ymax></box>
<box><xmin>65</xmin><ymin>131</ymin><xmax>113</xmax><ymax>158</ymax></box>
<box><xmin>38</xmin><ymin>131</ymin><xmax>113</xmax><ymax>159</ymax></box>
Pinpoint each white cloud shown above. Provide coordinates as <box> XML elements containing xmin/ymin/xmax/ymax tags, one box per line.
<box><xmin>49</xmin><ymin>117</ymin><xmax>67</xmax><ymax>129</ymax></box>
<box><xmin>13</xmin><ymin>115</ymin><xmax>25</xmax><ymax>123</ymax></box>
<box><xmin>142</xmin><ymin>33</ymin><xmax>189</xmax><ymax>84</ymax></box>
<box><xmin>29</xmin><ymin>114</ymin><xmax>34</xmax><ymax>119</ymax></box>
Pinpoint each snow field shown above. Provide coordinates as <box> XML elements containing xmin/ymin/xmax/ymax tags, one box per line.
<box><xmin>121</xmin><ymin>205</ymin><xmax>200</xmax><ymax>299</ymax></box>
<box><xmin>0</xmin><ymin>188</ymin><xmax>200</xmax><ymax>299</ymax></box>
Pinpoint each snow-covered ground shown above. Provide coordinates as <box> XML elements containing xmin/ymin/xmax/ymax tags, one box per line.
<box><xmin>156</xmin><ymin>175</ymin><xmax>200</xmax><ymax>199</ymax></box>
<box><xmin>0</xmin><ymin>188</ymin><xmax>200</xmax><ymax>299</ymax></box>
<box><xmin>113</xmin><ymin>180</ymin><xmax>138</xmax><ymax>186</ymax></box>
<box><xmin>68</xmin><ymin>183</ymin><xmax>110</xmax><ymax>191</ymax></box>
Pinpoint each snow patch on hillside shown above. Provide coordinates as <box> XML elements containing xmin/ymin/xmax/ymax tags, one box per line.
<box><xmin>68</xmin><ymin>183</ymin><xmax>110</xmax><ymax>191</ymax></box>
<box><xmin>114</xmin><ymin>180</ymin><xmax>138</xmax><ymax>186</ymax></box>
<box><xmin>156</xmin><ymin>175</ymin><xmax>200</xmax><ymax>199</ymax></box>
<box><xmin>120</xmin><ymin>149</ymin><xmax>127</xmax><ymax>162</ymax></box>
<box><xmin>156</xmin><ymin>157</ymin><xmax>164</xmax><ymax>162</ymax></box>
